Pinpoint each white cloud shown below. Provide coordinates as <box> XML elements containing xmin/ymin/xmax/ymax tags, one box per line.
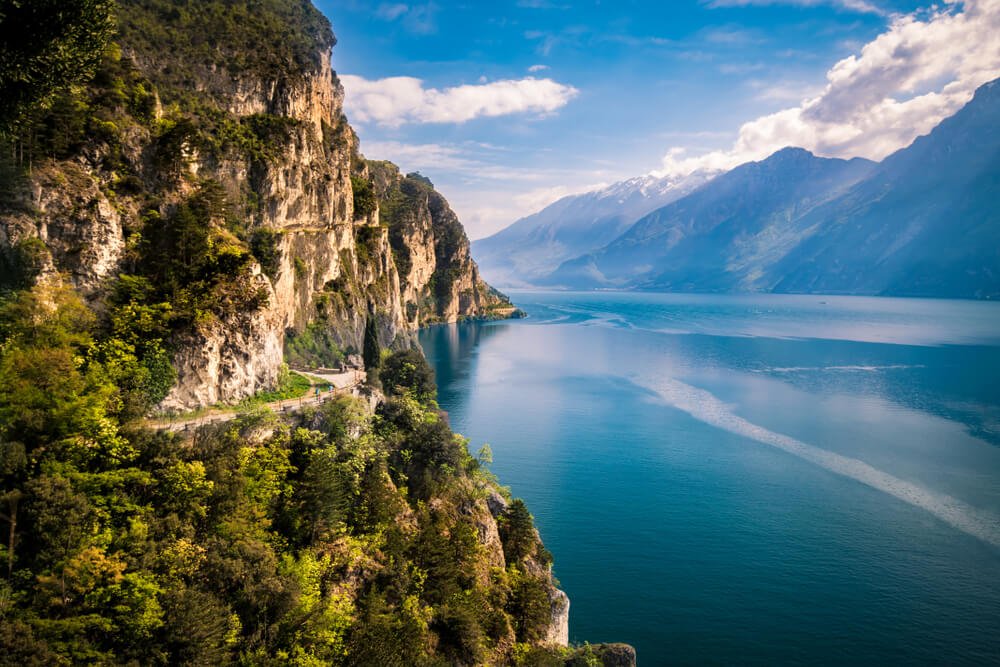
<box><xmin>704</xmin><ymin>0</ymin><xmax>886</xmax><ymax>15</ymax></box>
<box><xmin>360</xmin><ymin>141</ymin><xmax>473</xmax><ymax>171</ymax></box>
<box><xmin>747</xmin><ymin>79</ymin><xmax>824</xmax><ymax>102</ymax></box>
<box><xmin>528</xmin><ymin>64</ymin><xmax>550</xmax><ymax>72</ymax></box>
<box><xmin>374</xmin><ymin>2</ymin><xmax>438</xmax><ymax>34</ymax></box>
<box><xmin>656</xmin><ymin>0</ymin><xmax>1000</xmax><ymax>176</ymax></box>
<box><xmin>375</xmin><ymin>3</ymin><xmax>408</xmax><ymax>21</ymax></box>
<box><xmin>341</xmin><ymin>75</ymin><xmax>580</xmax><ymax>127</ymax></box>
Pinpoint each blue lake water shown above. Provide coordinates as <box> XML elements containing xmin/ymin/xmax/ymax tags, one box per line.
<box><xmin>418</xmin><ymin>291</ymin><xmax>1000</xmax><ymax>665</ymax></box>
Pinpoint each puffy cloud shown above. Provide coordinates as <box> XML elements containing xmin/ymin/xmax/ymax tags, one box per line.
<box><xmin>340</xmin><ymin>75</ymin><xmax>579</xmax><ymax>127</ymax></box>
<box><xmin>657</xmin><ymin>0</ymin><xmax>1000</xmax><ymax>176</ymax></box>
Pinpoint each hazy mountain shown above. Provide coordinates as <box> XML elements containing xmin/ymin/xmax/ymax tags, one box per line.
<box><xmin>769</xmin><ymin>79</ymin><xmax>1000</xmax><ymax>298</ymax></box>
<box><xmin>545</xmin><ymin>148</ymin><xmax>876</xmax><ymax>290</ymax></box>
<box><xmin>544</xmin><ymin>78</ymin><xmax>1000</xmax><ymax>299</ymax></box>
<box><xmin>472</xmin><ymin>171</ymin><xmax>716</xmax><ymax>286</ymax></box>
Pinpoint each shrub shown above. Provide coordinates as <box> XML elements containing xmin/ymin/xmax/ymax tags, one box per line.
<box><xmin>249</xmin><ymin>228</ymin><xmax>282</xmax><ymax>280</ymax></box>
<box><xmin>284</xmin><ymin>322</ymin><xmax>343</xmax><ymax>368</ymax></box>
<box><xmin>351</xmin><ymin>175</ymin><xmax>377</xmax><ymax>219</ymax></box>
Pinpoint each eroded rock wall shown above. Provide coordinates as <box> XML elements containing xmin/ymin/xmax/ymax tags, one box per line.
<box><xmin>1</xmin><ymin>26</ymin><xmax>499</xmax><ymax>410</ymax></box>
<box><xmin>368</xmin><ymin>160</ymin><xmax>514</xmax><ymax>327</ymax></box>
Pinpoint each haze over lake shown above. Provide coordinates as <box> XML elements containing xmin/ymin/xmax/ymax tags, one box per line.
<box><xmin>421</xmin><ymin>291</ymin><xmax>1000</xmax><ymax>665</ymax></box>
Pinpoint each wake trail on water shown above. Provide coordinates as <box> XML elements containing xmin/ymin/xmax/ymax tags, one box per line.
<box><xmin>754</xmin><ymin>364</ymin><xmax>925</xmax><ymax>373</ymax></box>
<box><xmin>640</xmin><ymin>375</ymin><xmax>1000</xmax><ymax>550</ymax></box>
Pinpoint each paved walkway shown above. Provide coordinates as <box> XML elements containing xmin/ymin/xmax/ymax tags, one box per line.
<box><xmin>150</xmin><ymin>369</ymin><xmax>366</xmax><ymax>433</ymax></box>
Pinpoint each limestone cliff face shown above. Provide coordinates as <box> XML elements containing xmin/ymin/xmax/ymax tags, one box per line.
<box><xmin>368</xmin><ymin>161</ymin><xmax>516</xmax><ymax>328</ymax></box>
<box><xmin>142</xmin><ymin>38</ymin><xmax>412</xmax><ymax>409</ymax></box>
<box><xmin>0</xmin><ymin>162</ymin><xmax>126</xmax><ymax>296</ymax></box>
<box><xmin>0</xmin><ymin>3</ymin><xmax>508</xmax><ymax>410</ymax></box>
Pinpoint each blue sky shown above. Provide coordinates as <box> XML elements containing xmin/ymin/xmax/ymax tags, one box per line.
<box><xmin>314</xmin><ymin>0</ymin><xmax>1000</xmax><ymax>238</ymax></box>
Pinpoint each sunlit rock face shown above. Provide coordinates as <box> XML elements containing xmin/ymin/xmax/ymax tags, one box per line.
<box><xmin>0</xmin><ymin>5</ymin><xmax>509</xmax><ymax>410</ymax></box>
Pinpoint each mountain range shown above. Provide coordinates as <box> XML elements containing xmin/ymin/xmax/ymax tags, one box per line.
<box><xmin>480</xmin><ymin>78</ymin><xmax>1000</xmax><ymax>300</ymax></box>
<box><xmin>472</xmin><ymin>170</ymin><xmax>716</xmax><ymax>286</ymax></box>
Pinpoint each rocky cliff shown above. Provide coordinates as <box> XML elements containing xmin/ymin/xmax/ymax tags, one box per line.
<box><xmin>368</xmin><ymin>161</ymin><xmax>517</xmax><ymax>327</ymax></box>
<box><xmin>0</xmin><ymin>0</ymin><xmax>511</xmax><ymax>411</ymax></box>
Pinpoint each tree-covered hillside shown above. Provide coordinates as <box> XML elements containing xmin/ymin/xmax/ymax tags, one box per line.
<box><xmin>0</xmin><ymin>1</ymin><xmax>630</xmax><ymax>664</ymax></box>
<box><xmin>0</xmin><ymin>284</ymin><xmax>587</xmax><ymax>665</ymax></box>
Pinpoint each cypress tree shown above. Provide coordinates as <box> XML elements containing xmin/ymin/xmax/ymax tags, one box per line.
<box><xmin>363</xmin><ymin>311</ymin><xmax>380</xmax><ymax>385</ymax></box>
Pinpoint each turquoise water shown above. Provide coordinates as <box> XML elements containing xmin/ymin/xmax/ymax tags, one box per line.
<box><xmin>418</xmin><ymin>291</ymin><xmax>1000</xmax><ymax>665</ymax></box>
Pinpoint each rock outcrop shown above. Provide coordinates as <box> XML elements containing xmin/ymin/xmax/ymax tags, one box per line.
<box><xmin>368</xmin><ymin>161</ymin><xmax>516</xmax><ymax>327</ymax></box>
<box><xmin>590</xmin><ymin>643</ymin><xmax>639</xmax><ymax>666</ymax></box>
<box><xmin>545</xmin><ymin>589</ymin><xmax>571</xmax><ymax>646</ymax></box>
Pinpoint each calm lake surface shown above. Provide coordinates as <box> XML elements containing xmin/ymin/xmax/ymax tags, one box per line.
<box><xmin>419</xmin><ymin>291</ymin><xmax>1000</xmax><ymax>665</ymax></box>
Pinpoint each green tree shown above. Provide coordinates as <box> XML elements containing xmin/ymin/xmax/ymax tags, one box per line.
<box><xmin>508</xmin><ymin>572</ymin><xmax>554</xmax><ymax>643</ymax></box>
<box><xmin>363</xmin><ymin>311</ymin><xmax>381</xmax><ymax>384</ymax></box>
<box><xmin>250</xmin><ymin>228</ymin><xmax>282</xmax><ymax>280</ymax></box>
<box><xmin>0</xmin><ymin>0</ymin><xmax>116</xmax><ymax>135</ymax></box>
<box><xmin>500</xmin><ymin>499</ymin><xmax>537</xmax><ymax>563</ymax></box>
<box><xmin>351</xmin><ymin>175</ymin><xmax>377</xmax><ymax>219</ymax></box>
<box><xmin>0</xmin><ymin>286</ymin><xmax>128</xmax><ymax>465</ymax></box>
<box><xmin>0</xmin><ymin>618</ymin><xmax>63</xmax><ymax>666</ymax></box>
<box><xmin>381</xmin><ymin>349</ymin><xmax>436</xmax><ymax>403</ymax></box>
<box><xmin>23</xmin><ymin>475</ymin><xmax>95</xmax><ymax>575</ymax></box>
<box><xmin>160</xmin><ymin>587</ymin><xmax>237</xmax><ymax>665</ymax></box>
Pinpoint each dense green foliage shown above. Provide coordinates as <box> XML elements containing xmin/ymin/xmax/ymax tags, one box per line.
<box><xmin>0</xmin><ymin>289</ymin><xmax>566</xmax><ymax>664</ymax></box>
<box><xmin>250</xmin><ymin>228</ymin><xmax>283</xmax><ymax>281</ymax></box>
<box><xmin>0</xmin><ymin>0</ymin><xmax>116</xmax><ymax>134</ymax></box>
<box><xmin>381</xmin><ymin>349</ymin><xmax>436</xmax><ymax>403</ymax></box>
<box><xmin>118</xmin><ymin>0</ymin><xmax>334</xmax><ymax>102</ymax></box>
<box><xmin>351</xmin><ymin>175</ymin><xmax>377</xmax><ymax>220</ymax></box>
<box><xmin>234</xmin><ymin>365</ymin><xmax>312</xmax><ymax>408</ymax></box>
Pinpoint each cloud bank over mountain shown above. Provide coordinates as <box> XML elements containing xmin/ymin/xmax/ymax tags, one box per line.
<box><xmin>657</xmin><ymin>0</ymin><xmax>1000</xmax><ymax>176</ymax></box>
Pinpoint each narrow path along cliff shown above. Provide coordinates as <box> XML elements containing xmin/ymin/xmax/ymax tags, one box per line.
<box><xmin>149</xmin><ymin>369</ymin><xmax>366</xmax><ymax>432</ymax></box>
